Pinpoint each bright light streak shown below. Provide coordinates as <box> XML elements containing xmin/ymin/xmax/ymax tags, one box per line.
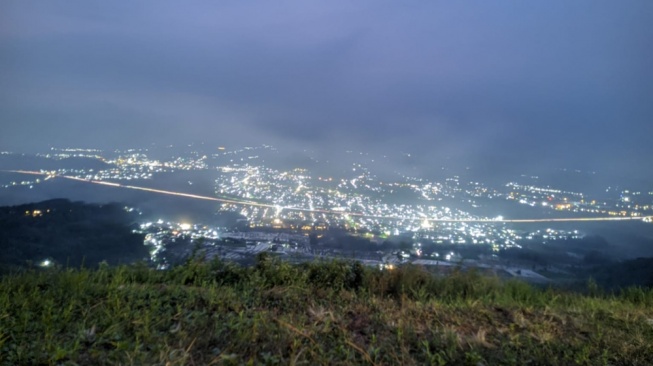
<box><xmin>275</xmin><ymin>205</ymin><xmax>283</xmax><ymax>214</ymax></box>
<box><xmin>4</xmin><ymin>170</ymin><xmax>653</xmax><ymax>225</ymax></box>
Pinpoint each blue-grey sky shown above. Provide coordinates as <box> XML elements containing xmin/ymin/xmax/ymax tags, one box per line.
<box><xmin>1</xmin><ymin>1</ymin><xmax>652</xmax><ymax>179</ymax></box>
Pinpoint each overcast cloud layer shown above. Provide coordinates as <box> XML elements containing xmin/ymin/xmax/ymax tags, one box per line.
<box><xmin>1</xmin><ymin>1</ymin><xmax>652</xmax><ymax>180</ymax></box>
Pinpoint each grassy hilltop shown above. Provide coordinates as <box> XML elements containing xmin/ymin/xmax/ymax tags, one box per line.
<box><xmin>1</xmin><ymin>255</ymin><xmax>653</xmax><ymax>365</ymax></box>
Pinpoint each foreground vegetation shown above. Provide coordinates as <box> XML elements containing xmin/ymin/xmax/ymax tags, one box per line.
<box><xmin>1</xmin><ymin>256</ymin><xmax>653</xmax><ymax>365</ymax></box>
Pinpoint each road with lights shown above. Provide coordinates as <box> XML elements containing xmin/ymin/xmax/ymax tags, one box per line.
<box><xmin>4</xmin><ymin>170</ymin><xmax>651</xmax><ymax>224</ymax></box>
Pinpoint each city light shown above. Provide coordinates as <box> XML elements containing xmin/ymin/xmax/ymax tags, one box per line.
<box><xmin>40</xmin><ymin>259</ymin><xmax>52</xmax><ymax>267</ymax></box>
<box><xmin>4</xmin><ymin>169</ymin><xmax>651</xmax><ymax>226</ymax></box>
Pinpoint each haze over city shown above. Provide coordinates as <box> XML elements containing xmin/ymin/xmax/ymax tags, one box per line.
<box><xmin>2</xmin><ymin>1</ymin><xmax>652</xmax><ymax>183</ymax></box>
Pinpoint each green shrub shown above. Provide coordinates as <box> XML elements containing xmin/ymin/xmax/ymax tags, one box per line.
<box><xmin>2</xmin><ymin>259</ymin><xmax>653</xmax><ymax>365</ymax></box>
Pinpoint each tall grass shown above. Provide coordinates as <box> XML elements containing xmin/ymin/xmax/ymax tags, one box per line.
<box><xmin>1</xmin><ymin>256</ymin><xmax>652</xmax><ymax>365</ymax></box>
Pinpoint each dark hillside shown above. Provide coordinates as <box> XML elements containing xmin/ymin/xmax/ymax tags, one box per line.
<box><xmin>0</xmin><ymin>199</ymin><xmax>147</xmax><ymax>269</ymax></box>
<box><xmin>587</xmin><ymin>257</ymin><xmax>653</xmax><ymax>289</ymax></box>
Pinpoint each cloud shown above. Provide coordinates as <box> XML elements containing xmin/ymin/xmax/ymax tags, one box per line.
<box><xmin>1</xmin><ymin>0</ymin><xmax>652</xmax><ymax>180</ymax></box>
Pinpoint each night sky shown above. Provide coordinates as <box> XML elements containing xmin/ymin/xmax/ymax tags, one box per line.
<box><xmin>2</xmin><ymin>1</ymin><xmax>652</xmax><ymax>180</ymax></box>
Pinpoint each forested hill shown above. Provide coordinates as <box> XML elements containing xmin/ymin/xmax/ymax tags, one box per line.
<box><xmin>0</xmin><ymin>199</ymin><xmax>147</xmax><ymax>269</ymax></box>
<box><xmin>586</xmin><ymin>257</ymin><xmax>653</xmax><ymax>290</ymax></box>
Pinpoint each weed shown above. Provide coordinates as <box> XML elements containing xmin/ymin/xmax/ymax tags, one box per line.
<box><xmin>0</xmin><ymin>259</ymin><xmax>652</xmax><ymax>365</ymax></box>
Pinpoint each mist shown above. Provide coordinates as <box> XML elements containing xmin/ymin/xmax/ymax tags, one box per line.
<box><xmin>2</xmin><ymin>1</ymin><xmax>652</xmax><ymax>184</ymax></box>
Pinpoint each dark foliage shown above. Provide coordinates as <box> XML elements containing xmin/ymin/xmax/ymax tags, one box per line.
<box><xmin>0</xmin><ymin>199</ymin><xmax>147</xmax><ymax>269</ymax></box>
<box><xmin>588</xmin><ymin>257</ymin><xmax>653</xmax><ymax>289</ymax></box>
